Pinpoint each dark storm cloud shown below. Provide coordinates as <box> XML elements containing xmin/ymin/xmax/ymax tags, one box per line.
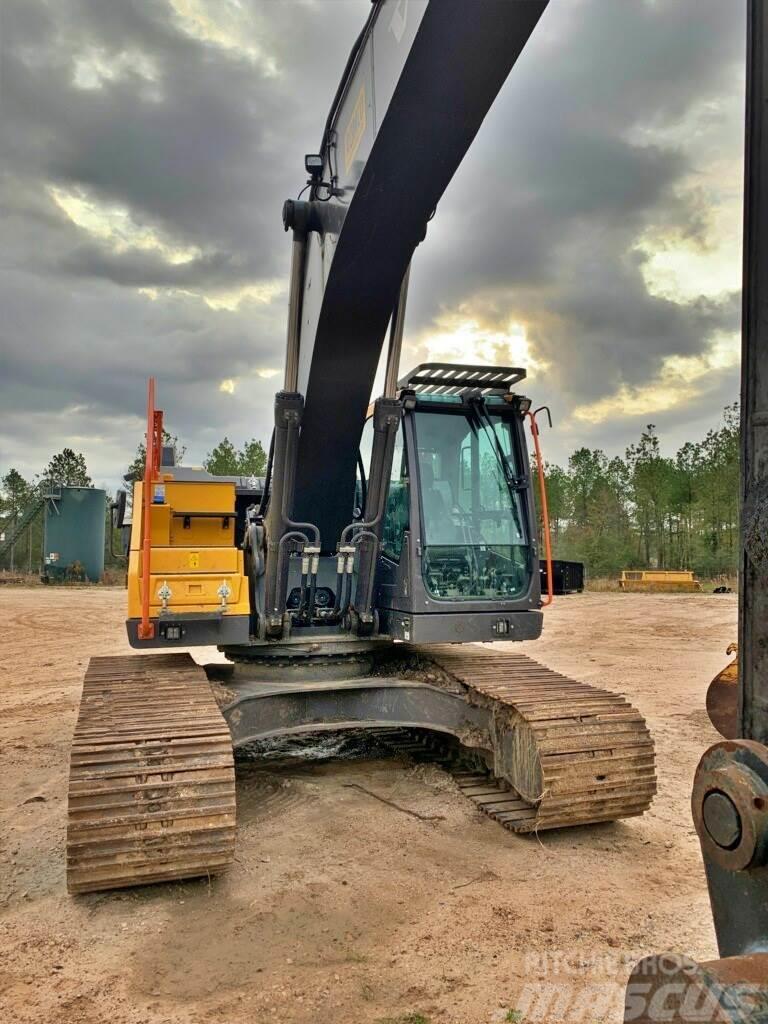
<box><xmin>406</xmin><ymin>0</ymin><xmax>745</xmax><ymax>415</ymax></box>
<box><xmin>0</xmin><ymin>0</ymin><xmax>363</xmax><ymax>479</ymax></box>
<box><xmin>2</xmin><ymin>0</ymin><xmax>361</xmax><ymax>280</ymax></box>
<box><xmin>58</xmin><ymin>243</ymin><xmax>255</xmax><ymax>289</ymax></box>
<box><xmin>0</xmin><ymin>0</ymin><xmax>747</xmax><ymax>483</ymax></box>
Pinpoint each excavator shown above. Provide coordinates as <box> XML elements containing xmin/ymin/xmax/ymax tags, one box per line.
<box><xmin>66</xmin><ymin>0</ymin><xmax>656</xmax><ymax>895</ymax></box>
<box><xmin>65</xmin><ymin>0</ymin><xmax>767</xmax><ymax>1015</ymax></box>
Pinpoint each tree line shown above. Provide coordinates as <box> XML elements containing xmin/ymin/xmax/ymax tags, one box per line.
<box><xmin>0</xmin><ymin>433</ymin><xmax>268</xmax><ymax>572</ymax></box>
<box><xmin>1</xmin><ymin>408</ymin><xmax>739</xmax><ymax>580</ymax></box>
<box><xmin>537</xmin><ymin>403</ymin><xmax>739</xmax><ymax>579</ymax></box>
<box><xmin>126</xmin><ymin>433</ymin><xmax>266</xmax><ymax>478</ymax></box>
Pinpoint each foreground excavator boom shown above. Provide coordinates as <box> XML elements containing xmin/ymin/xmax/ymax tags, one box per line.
<box><xmin>622</xmin><ymin>2</ymin><xmax>768</xmax><ymax>1018</ymax></box>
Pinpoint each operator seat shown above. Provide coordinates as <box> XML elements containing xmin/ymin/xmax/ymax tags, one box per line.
<box><xmin>420</xmin><ymin>460</ymin><xmax>462</xmax><ymax>543</ymax></box>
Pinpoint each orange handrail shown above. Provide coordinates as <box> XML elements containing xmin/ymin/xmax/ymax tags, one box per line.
<box><xmin>138</xmin><ymin>378</ymin><xmax>163</xmax><ymax>640</ymax></box>
<box><xmin>527</xmin><ymin>408</ymin><xmax>553</xmax><ymax>608</ymax></box>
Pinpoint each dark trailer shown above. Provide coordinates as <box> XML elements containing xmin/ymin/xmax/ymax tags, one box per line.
<box><xmin>540</xmin><ymin>558</ymin><xmax>584</xmax><ymax>595</ymax></box>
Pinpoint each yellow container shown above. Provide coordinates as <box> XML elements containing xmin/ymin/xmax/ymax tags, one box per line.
<box><xmin>618</xmin><ymin>569</ymin><xmax>702</xmax><ymax>593</ymax></box>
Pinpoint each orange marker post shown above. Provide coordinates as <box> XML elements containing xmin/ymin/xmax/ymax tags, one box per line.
<box><xmin>137</xmin><ymin>378</ymin><xmax>164</xmax><ymax>640</ymax></box>
<box><xmin>527</xmin><ymin>409</ymin><xmax>554</xmax><ymax>608</ymax></box>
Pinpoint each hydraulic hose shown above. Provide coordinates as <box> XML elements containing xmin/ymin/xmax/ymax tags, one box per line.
<box><xmin>257</xmin><ymin>429</ymin><xmax>275</xmax><ymax>517</ymax></box>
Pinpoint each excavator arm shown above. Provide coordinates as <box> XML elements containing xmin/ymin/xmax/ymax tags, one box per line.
<box><xmin>283</xmin><ymin>0</ymin><xmax>548</xmax><ymax>546</ymax></box>
<box><xmin>741</xmin><ymin>0</ymin><xmax>768</xmax><ymax>750</ymax></box>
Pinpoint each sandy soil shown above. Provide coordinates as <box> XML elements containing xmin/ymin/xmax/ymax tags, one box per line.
<box><xmin>0</xmin><ymin>587</ymin><xmax>737</xmax><ymax>1024</ymax></box>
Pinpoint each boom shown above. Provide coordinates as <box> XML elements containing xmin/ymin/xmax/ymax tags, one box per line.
<box><xmin>284</xmin><ymin>0</ymin><xmax>548</xmax><ymax>547</ymax></box>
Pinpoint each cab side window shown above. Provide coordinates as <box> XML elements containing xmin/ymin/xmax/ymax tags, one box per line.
<box><xmin>355</xmin><ymin>416</ymin><xmax>375</xmax><ymax>516</ymax></box>
<box><xmin>382</xmin><ymin>423</ymin><xmax>409</xmax><ymax>562</ymax></box>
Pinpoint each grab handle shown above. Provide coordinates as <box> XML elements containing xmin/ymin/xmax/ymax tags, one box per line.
<box><xmin>527</xmin><ymin>407</ymin><xmax>553</xmax><ymax>608</ymax></box>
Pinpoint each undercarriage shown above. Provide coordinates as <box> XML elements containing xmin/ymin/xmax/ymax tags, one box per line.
<box><xmin>67</xmin><ymin>642</ymin><xmax>655</xmax><ymax>894</ymax></box>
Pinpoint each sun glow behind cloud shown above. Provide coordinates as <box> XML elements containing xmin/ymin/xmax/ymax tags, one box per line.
<box><xmin>49</xmin><ymin>186</ymin><xmax>200</xmax><ymax>265</ymax></box>
<box><xmin>49</xmin><ymin>185</ymin><xmax>286</xmax><ymax>314</ymax></box>
<box><xmin>202</xmin><ymin>281</ymin><xmax>284</xmax><ymax>311</ymax></box>
<box><xmin>218</xmin><ymin>368</ymin><xmax>280</xmax><ymax>398</ymax></box>
<box><xmin>138</xmin><ymin>280</ymin><xmax>284</xmax><ymax>311</ymax></box>
<box><xmin>167</xmin><ymin>0</ymin><xmax>279</xmax><ymax>75</ymax></box>
<box><xmin>413</xmin><ymin>313</ymin><xmax>547</xmax><ymax>380</ymax></box>
<box><xmin>568</xmin><ymin>90</ymin><xmax>745</xmax><ymax>427</ymax></box>
<box><xmin>72</xmin><ymin>49</ymin><xmax>160</xmax><ymax>94</ymax></box>
<box><xmin>636</xmin><ymin>189</ymin><xmax>743</xmax><ymax>305</ymax></box>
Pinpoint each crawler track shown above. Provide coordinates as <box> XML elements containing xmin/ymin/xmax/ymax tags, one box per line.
<box><xmin>67</xmin><ymin>654</ymin><xmax>236</xmax><ymax>894</ymax></box>
<box><xmin>424</xmin><ymin>646</ymin><xmax>656</xmax><ymax>831</ymax></box>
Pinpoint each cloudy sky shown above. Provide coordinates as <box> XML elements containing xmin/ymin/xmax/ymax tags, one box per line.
<box><xmin>0</xmin><ymin>0</ymin><xmax>745</xmax><ymax>491</ymax></box>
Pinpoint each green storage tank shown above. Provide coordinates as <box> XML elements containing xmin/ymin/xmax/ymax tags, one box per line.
<box><xmin>43</xmin><ymin>486</ymin><xmax>106</xmax><ymax>583</ymax></box>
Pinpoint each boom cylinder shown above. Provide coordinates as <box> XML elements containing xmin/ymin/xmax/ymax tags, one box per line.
<box><xmin>281</xmin><ymin>199</ymin><xmax>322</xmax><ymax>393</ymax></box>
<box><xmin>351</xmin><ymin>397</ymin><xmax>402</xmax><ymax>628</ymax></box>
<box><xmin>284</xmin><ymin>234</ymin><xmax>307</xmax><ymax>392</ymax></box>
<box><xmin>263</xmin><ymin>391</ymin><xmax>305</xmax><ymax>636</ymax></box>
<box><xmin>383</xmin><ymin>264</ymin><xmax>411</xmax><ymax>399</ymax></box>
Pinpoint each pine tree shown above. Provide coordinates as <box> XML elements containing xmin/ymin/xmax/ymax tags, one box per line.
<box><xmin>204</xmin><ymin>437</ymin><xmax>240</xmax><ymax>475</ymax></box>
<box><xmin>203</xmin><ymin>437</ymin><xmax>267</xmax><ymax>476</ymax></box>
<box><xmin>44</xmin><ymin>448</ymin><xmax>91</xmax><ymax>487</ymax></box>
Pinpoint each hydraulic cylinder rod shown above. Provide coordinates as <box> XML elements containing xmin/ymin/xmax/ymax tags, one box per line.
<box><xmin>383</xmin><ymin>264</ymin><xmax>411</xmax><ymax>399</ymax></box>
<box><xmin>283</xmin><ymin>233</ymin><xmax>306</xmax><ymax>393</ymax></box>
<box><xmin>349</xmin><ymin>397</ymin><xmax>401</xmax><ymax>628</ymax></box>
<box><xmin>262</xmin><ymin>391</ymin><xmax>311</xmax><ymax>636</ymax></box>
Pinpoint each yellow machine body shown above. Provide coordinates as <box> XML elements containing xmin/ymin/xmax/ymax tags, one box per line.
<box><xmin>127</xmin><ymin>478</ymin><xmax>249</xmax><ymax>620</ymax></box>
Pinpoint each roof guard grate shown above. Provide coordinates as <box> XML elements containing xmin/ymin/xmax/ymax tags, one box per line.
<box><xmin>397</xmin><ymin>363</ymin><xmax>526</xmax><ymax>397</ymax></box>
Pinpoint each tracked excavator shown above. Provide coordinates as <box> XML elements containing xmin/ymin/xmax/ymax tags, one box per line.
<box><xmin>67</xmin><ymin>0</ymin><xmax>657</xmax><ymax>896</ymax></box>
<box><xmin>65</xmin><ymin>0</ymin><xmax>768</xmax><ymax>1011</ymax></box>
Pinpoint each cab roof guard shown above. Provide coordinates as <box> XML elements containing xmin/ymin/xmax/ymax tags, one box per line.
<box><xmin>397</xmin><ymin>363</ymin><xmax>526</xmax><ymax>397</ymax></box>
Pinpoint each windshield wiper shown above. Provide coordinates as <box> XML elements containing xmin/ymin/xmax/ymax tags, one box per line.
<box><xmin>469</xmin><ymin>400</ymin><xmax>526</xmax><ymax>539</ymax></box>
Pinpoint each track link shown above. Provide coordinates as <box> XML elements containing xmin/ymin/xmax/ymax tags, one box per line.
<box><xmin>424</xmin><ymin>646</ymin><xmax>656</xmax><ymax>831</ymax></box>
<box><xmin>67</xmin><ymin>654</ymin><xmax>236</xmax><ymax>894</ymax></box>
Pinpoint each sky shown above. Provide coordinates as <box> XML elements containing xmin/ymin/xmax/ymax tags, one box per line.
<box><xmin>0</xmin><ymin>0</ymin><xmax>746</xmax><ymax>493</ymax></box>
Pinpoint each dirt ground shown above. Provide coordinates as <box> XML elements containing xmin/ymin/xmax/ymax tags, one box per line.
<box><xmin>0</xmin><ymin>587</ymin><xmax>737</xmax><ymax>1024</ymax></box>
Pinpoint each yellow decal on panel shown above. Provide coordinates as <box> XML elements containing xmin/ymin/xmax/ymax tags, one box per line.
<box><xmin>188</xmin><ymin>552</ymin><xmax>200</xmax><ymax>569</ymax></box>
<box><xmin>344</xmin><ymin>85</ymin><xmax>366</xmax><ymax>174</ymax></box>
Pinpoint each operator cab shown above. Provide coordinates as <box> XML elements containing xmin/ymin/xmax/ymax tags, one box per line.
<box><xmin>248</xmin><ymin>363</ymin><xmax>543</xmax><ymax>645</ymax></box>
<box><xmin>366</xmin><ymin>364</ymin><xmax>543</xmax><ymax>644</ymax></box>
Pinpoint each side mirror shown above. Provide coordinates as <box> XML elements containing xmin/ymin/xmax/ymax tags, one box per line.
<box><xmin>114</xmin><ymin>489</ymin><xmax>127</xmax><ymax>529</ymax></box>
